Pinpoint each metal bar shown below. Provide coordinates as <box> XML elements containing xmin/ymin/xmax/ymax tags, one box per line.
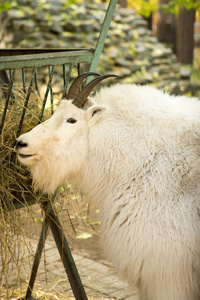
<box><xmin>48</xmin><ymin>66</ymin><xmax>54</xmax><ymax>115</ymax></box>
<box><xmin>25</xmin><ymin>217</ymin><xmax>50</xmax><ymax>299</ymax></box>
<box><xmin>35</xmin><ymin>68</ymin><xmax>40</xmax><ymax>97</ymax></box>
<box><xmin>0</xmin><ymin>70</ymin><xmax>15</xmax><ymax>99</ymax></box>
<box><xmin>62</xmin><ymin>64</ymin><xmax>67</xmax><ymax>98</ymax></box>
<box><xmin>0</xmin><ymin>69</ymin><xmax>15</xmax><ymax>135</ymax></box>
<box><xmin>87</xmin><ymin>0</ymin><xmax>117</xmax><ymax>83</ymax></box>
<box><xmin>62</xmin><ymin>63</ymin><xmax>74</xmax><ymax>99</ymax></box>
<box><xmin>47</xmin><ymin>206</ymin><xmax>88</xmax><ymax>300</ymax></box>
<box><xmin>0</xmin><ymin>70</ymin><xmax>10</xmax><ymax>85</ymax></box>
<box><xmin>1</xmin><ymin>197</ymin><xmax>36</xmax><ymax>211</ymax></box>
<box><xmin>16</xmin><ymin>68</ymin><xmax>36</xmax><ymax>138</ymax></box>
<box><xmin>78</xmin><ymin>63</ymin><xmax>81</xmax><ymax>76</ymax></box>
<box><xmin>63</xmin><ymin>65</ymin><xmax>67</xmax><ymax>86</ymax></box>
<box><xmin>38</xmin><ymin>65</ymin><xmax>55</xmax><ymax>123</ymax></box>
<box><xmin>0</xmin><ymin>48</ymin><xmax>93</xmax><ymax>56</ymax></box>
<box><xmin>22</xmin><ymin>68</ymin><xmax>26</xmax><ymax>94</ymax></box>
<box><xmin>0</xmin><ymin>50</ymin><xmax>94</xmax><ymax>71</ymax></box>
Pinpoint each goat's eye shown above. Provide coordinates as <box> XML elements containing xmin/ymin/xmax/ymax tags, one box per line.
<box><xmin>67</xmin><ymin>118</ymin><xmax>77</xmax><ymax>124</ymax></box>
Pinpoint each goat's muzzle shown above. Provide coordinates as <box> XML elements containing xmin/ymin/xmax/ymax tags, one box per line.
<box><xmin>14</xmin><ymin>139</ymin><xmax>34</xmax><ymax>160</ymax></box>
<box><xmin>15</xmin><ymin>139</ymin><xmax>28</xmax><ymax>151</ymax></box>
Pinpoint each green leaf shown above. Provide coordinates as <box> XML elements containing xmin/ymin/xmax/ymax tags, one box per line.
<box><xmin>64</xmin><ymin>0</ymin><xmax>77</xmax><ymax>9</ymax></box>
<box><xmin>59</xmin><ymin>186</ymin><xmax>65</xmax><ymax>192</ymax></box>
<box><xmin>34</xmin><ymin>218</ymin><xmax>44</xmax><ymax>222</ymax></box>
<box><xmin>0</xmin><ymin>1</ymin><xmax>10</xmax><ymax>13</ymax></box>
<box><xmin>76</xmin><ymin>232</ymin><xmax>92</xmax><ymax>240</ymax></box>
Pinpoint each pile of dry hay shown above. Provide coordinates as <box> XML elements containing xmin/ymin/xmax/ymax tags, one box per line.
<box><xmin>0</xmin><ymin>86</ymin><xmax>53</xmax><ymax>206</ymax></box>
<box><xmin>0</xmin><ymin>87</ymin><xmax>54</xmax><ymax>297</ymax></box>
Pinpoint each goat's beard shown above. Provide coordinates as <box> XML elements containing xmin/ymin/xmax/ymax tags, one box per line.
<box><xmin>27</xmin><ymin>148</ymin><xmax>86</xmax><ymax>195</ymax></box>
<box><xmin>30</xmin><ymin>158</ymin><xmax>67</xmax><ymax>195</ymax></box>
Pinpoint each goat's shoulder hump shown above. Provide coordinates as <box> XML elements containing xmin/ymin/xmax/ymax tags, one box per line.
<box><xmin>94</xmin><ymin>83</ymin><xmax>200</xmax><ymax>118</ymax></box>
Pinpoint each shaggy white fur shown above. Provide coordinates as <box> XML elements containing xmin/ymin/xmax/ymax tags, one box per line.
<box><xmin>15</xmin><ymin>84</ymin><xmax>200</xmax><ymax>300</ymax></box>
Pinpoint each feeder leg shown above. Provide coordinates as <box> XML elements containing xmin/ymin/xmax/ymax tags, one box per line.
<box><xmin>48</xmin><ymin>209</ymin><xmax>88</xmax><ymax>300</ymax></box>
<box><xmin>24</xmin><ymin>217</ymin><xmax>49</xmax><ymax>299</ymax></box>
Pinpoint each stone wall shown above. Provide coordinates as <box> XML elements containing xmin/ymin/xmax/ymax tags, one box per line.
<box><xmin>1</xmin><ymin>0</ymin><xmax>199</xmax><ymax>96</ymax></box>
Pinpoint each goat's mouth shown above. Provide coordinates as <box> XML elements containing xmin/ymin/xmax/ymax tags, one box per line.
<box><xmin>18</xmin><ymin>153</ymin><xmax>34</xmax><ymax>159</ymax></box>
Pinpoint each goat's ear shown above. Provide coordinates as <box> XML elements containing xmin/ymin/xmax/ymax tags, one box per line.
<box><xmin>86</xmin><ymin>105</ymin><xmax>107</xmax><ymax>124</ymax></box>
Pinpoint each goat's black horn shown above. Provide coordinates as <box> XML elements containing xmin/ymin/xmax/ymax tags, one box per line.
<box><xmin>72</xmin><ymin>74</ymin><xmax>119</xmax><ymax>108</ymax></box>
<box><xmin>66</xmin><ymin>72</ymin><xmax>100</xmax><ymax>102</ymax></box>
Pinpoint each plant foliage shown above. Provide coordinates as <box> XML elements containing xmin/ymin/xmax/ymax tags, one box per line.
<box><xmin>0</xmin><ymin>0</ymin><xmax>10</xmax><ymax>13</ymax></box>
<box><xmin>127</xmin><ymin>0</ymin><xmax>200</xmax><ymax>17</ymax></box>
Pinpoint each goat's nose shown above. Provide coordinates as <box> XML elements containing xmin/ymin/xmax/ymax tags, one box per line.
<box><xmin>15</xmin><ymin>139</ymin><xmax>28</xmax><ymax>151</ymax></box>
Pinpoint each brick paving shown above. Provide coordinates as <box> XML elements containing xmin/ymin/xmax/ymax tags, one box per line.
<box><xmin>0</xmin><ymin>232</ymin><xmax>136</xmax><ymax>299</ymax></box>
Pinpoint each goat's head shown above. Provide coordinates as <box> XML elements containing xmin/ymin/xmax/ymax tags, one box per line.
<box><xmin>14</xmin><ymin>72</ymin><xmax>117</xmax><ymax>194</ymax></box>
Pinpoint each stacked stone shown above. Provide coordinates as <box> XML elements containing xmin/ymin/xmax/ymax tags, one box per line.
<box><xmin>1</xmin><ymin>0</ymin><xmax>198</xmax><ymax>95</ymax></box>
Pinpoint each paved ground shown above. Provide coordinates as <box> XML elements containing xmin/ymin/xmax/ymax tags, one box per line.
<box><xmin>0</xmin><ymin>231</ymin><xmax>136</xmax><ymax>300</ymax></box>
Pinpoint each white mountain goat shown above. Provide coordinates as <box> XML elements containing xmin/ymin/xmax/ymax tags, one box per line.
<box><xmin>15</xmin><ymin>72</ymin><xmax>200</xmax><ymax>300</ymax></box>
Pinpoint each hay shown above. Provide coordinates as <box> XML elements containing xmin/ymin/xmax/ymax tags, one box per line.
<box><xmin>0</xmin><ymin>87</ymin><xmax>54</xmax><ymax>297</ymax></box>
<box><xmin>0</xmin><ymin>86</ymin><xmax>52</xmax><ymax>207</ymax></box>
<box><xmin>0</xmin><ymin>285</ymin><xmax>113</xmax><ymax>300</ymax></box>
